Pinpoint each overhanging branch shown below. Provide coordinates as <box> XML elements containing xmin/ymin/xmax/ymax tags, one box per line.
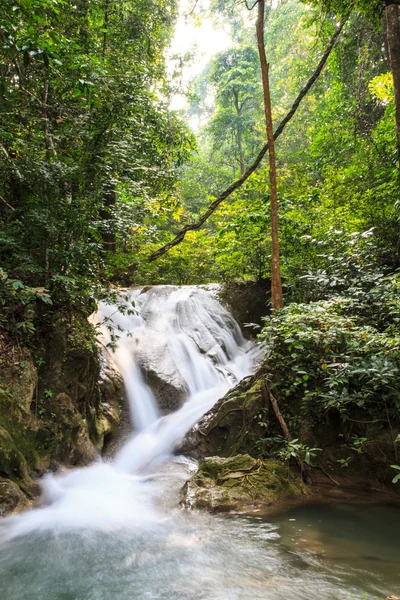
<box><xmin>140</xmin><ymin>15</ymin><xmax>349</xmax><ymax>267</ymax></box>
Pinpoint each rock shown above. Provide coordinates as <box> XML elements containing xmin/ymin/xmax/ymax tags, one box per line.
<box><xmin>0</xmin><ymin>426</ymin><xmax>31</xmax><ymax>483</ymax></box>
<box><xmin>181</xmin><ymin>368</ymin><xmax>272</xmax><ymax>459</ymax></box>
<box><xmin>218</xmin><ymin>280</ymin><xmax>271</xmax><ymax>332</ymax></box>
<box><xmin>0</xmin><ymin>349</ymin><xmax>38</xmax><ymax>413</ymax></box>
<box><xmin>182</xmin><ymin>454</ymin><xmax>304</xmax><ymax>512</ymax></box>
<box><xmin>0</xmin><ymin>310</ymin><xmax>125</xmax><ymax>515</ymax></box>
<box><xmin>0</xmin><ymin>477</ymin><xmax>28</xmax><ymax>516</ymax></box>
<box><xmin>141</xmin><ymin>363</ymin><xmax>187</xmax><ymax>412</ymax></box>
<box><xmin>97</xmin><ymin>347</ymin><xmax>125</xmax><ymax>442</ymax></box>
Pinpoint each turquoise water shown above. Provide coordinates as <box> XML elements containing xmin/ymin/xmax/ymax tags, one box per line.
<box><xmin>267</xmin><ymin>502</ymin><xmax>400</xmax><ymax>598</ymax></box>
<box><xmin>0</xmin><ymin>476</ymin><xmax>399</xmax><ymax>600</ymax></box>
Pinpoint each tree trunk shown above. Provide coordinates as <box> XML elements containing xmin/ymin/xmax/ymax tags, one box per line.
<box><xmin>100</xmin><ymin>189</ymin><xmax>117</xmax><ymax>252</ymax></box>
<box><xmin>256</xmin><ymin>0</ymin><xmax>283</xmax><ymax>310</ymax></box>
<box><xmin>233</xmin><ymin>92</ymin><xmax>245</xmax><ymax>176</ymax></box>
<box><xmin>386</xmin><ymin>4</ymin><xmax>400</xmax><ymax>162</ymax></box>
<box><xmin>103</xmin><ymin>0</ymin><xmax>109</xmax><ymax>57</ymax></box>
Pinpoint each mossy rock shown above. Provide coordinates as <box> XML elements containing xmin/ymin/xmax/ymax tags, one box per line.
<box><xmin>0</xmin><ymin>477</ymin><xmax>28</xmax><ymax>516</ymax></box>
<box><xmin>182</xmin><ymin>454</ymin><xmax>304</xmax><ymax>512</ymax></box>
<box><xmin>181</xmin><ymin>368</ymin><xmax>273</xmax><ymax>459</ymax></box>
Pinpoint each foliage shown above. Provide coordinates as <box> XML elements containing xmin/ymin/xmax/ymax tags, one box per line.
<box><xmin>257</xmin><ymin>435</ymin><xmax>321</xmax><ymax>465</ymax></box>
<box><xmin>0</xmin><ymin>0</ymin><xmax>193</xmax><ymax>335</ymax></box>
<box><xmin>0</xmin><ymin>268</ymin><xmax>52</xmax><ymax>337</ymax></box>
<box><xmin>261</xmin><ymin>230</ymin><xmax>400</xmax><ymax>439</ymax></box>
<box><xmin>391</xmin><ymin>465</ymin><xmax>400</xmax><ymax>484</ymax></box>
<box><xmin>162</xmin><ymin>0</ymin><xmax>398</xmax><ymax>287</ymax></box>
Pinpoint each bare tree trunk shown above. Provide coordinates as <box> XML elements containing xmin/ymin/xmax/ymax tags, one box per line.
<box><xmin>256</xmin><ymin>0</ymin><xmax>283</xmax><ymax>310</ymax></box>
<box><xmin>386</xmin><ymin>4</ymin><xmax>400</xmax><ymax>162</ymax></box>
<box><xmin>237</xmin><ymin>126</ymin><xmax>245</xmax><ymax>176</ymax></box>
<box><xmin>42</xmin><ymin>76</ymin><xmax>56</xmax><ymax>160</ymax></box>
<box><xmin>103</xmin><ymin>0</ymin><xmax>109</xmax><ymax>57</ymax></box>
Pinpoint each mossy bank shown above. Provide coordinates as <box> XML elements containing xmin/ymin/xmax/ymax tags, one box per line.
<box><xmin>182</xmin><ymin>367</ymin><xmax>400</xmax><ymax>512</ymax></box>
<box><xmin>0</xmin><ymin>310</ymin><xmax>124</xmax><ymax>516</ymax></box>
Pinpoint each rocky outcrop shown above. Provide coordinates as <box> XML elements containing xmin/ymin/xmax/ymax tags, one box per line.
<box><xmin>218</xmin><ymin>280</ymin><xmax>270</xmax><ymax>332</ymax></box>
<box><xmin>97</xmin><ymin>347</ymin><xmax>125</xmax><ymax>443</ymax></box>
<box><xmin>0</xmin><ymin>311</ymin><xmax>126</xmax><ymax>516</ymax></box>
<box><xmin>181</xmin><ymin>367</ymin><xmax>273</xmax><ymax>459</ymax></box>
<box><xmin>182</xmin><ymin>454</ymin><xmax>304</xmax><ymax>512</ymax></box>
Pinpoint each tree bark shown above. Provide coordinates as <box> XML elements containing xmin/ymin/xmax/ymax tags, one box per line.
<box><xmin>103</xmin><ymin>0</ymin><xmax>109</xmax><ymax>57</ymax></box>
<box><xmin>385</xmin><ymin>4</ymin><xmax>400</xmax><ymax>162</ymax></box>
<box><xmin>256</xmin><ymin>0</ymin><xmax>283</xmax><ymax>310</ymax></box>
<box><xmin>42</xmin><ymin>76</ymin><xmax>56</xmax><ymax>160</ymax></box>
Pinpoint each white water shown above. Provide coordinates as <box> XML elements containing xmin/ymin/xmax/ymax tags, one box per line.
<box><xmin>0</xmin><ymin>285</ymin><xmax>260</xmax><ymax>539</ymax></box>
<box><xmin>1</xmin><ymin>286</ymin><xmax>398</xmax><ymax>600</ymax></box>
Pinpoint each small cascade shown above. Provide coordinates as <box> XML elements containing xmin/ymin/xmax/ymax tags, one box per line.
<box><xmin>0</xmin><ymin>285</ymin><xmax>261</xmax><ymax>538</ymax></box>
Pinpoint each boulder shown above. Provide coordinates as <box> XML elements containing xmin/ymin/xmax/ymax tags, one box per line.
<box><xmin>181</xmin><ymin>368</ymin><xmax>271</xmax><ymax>459</ymax></box>
<box><xmin>0</xmin><ymin>477</ymin><xmax>28</xmax><ymax>516</ymax></box>
<box><xmin>182</xmin><ymin>454</ymin><xmax>304</xmax><ymax>512</ymax></box>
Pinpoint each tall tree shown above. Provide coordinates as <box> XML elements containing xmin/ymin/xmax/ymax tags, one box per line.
<box><xmin>255</xmin><ymin>0</ymin><xmax>283</xmax><ymax>310</ymax></box>
<box><xmin>208</xmin><ymin>47</ymin><xmax>262</xmax><ymax>176</ymax></box>
<box><xmin>386</xmin><ymin>3</ymin><xmax>400</xmax><ymax>157</ymax></box>
<box><xmin>304</xmin><ymin>0</ymin><xmax>400</xmax><ymax>162</ymax></box>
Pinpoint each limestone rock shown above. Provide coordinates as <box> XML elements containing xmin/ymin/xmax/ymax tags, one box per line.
<box><xmin>181</xmin><ymin>368</ymin><xmax>270</xmax><ymax>459</ymax></box>
<box><xmin>97</xmin><ymin>347</ymin><xmax>125</xmax><ymax>440</ymax></box>
<box><xmin>182</xmin><ymin>454</ymin><xmax>303</xmax><ymax>512</ymax></box>
<box><xmin>0</xmin><ymin>477</ymin><xmax>28</xmax><ymax>516</ymax></box>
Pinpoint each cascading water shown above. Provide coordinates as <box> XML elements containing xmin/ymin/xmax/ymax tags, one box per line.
<box><xmin>0</xmin><ymin>285</ymin><xmax>398</xmax><ymax>600</ymax></box>
<box><xmin>0</xmin><ymin>285</ymin><xmax>260</xmax><ymax>538</ymax></box>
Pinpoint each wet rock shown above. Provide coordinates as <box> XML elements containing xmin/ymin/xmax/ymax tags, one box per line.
<box><xmin>0</xmin><ymin>311</ymin><xmax>122</xmax><ymax>515</ymax></box>
<box><xmin>97</xmin><ymin>347</ymin><xmax>125</xmax><ymax>442</ymax></box>
<box><xmin>181</xmin><ymin>368</ymin><xmax>271</xmax><ymax>459</ymax></box>
<box><xmin>141</xmin><ymin>363</ymin><xmax>187</xmax><ymax>412</ymax></box>
<box><xmin>0</xmin><ymin>426</ymin><xmax>31</xmax><ymax>483</ymax></box>
<box><xmin>182</xmin><ymin>455</ymin><xmax>303</xmax><ymax>512</ymax></box>
<box><xmin>0</xmin><ymin>477</ymin><xmax>28</xmax><ymax>516</ymax></box>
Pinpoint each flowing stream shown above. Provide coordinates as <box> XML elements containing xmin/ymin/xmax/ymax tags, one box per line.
<box><xmin>0</xmin><ymin>285</ymin><xmax>399</xmax><ymax>599</ymax></box>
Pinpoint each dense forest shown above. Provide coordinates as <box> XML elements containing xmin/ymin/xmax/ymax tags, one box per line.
<box><xmin>0</xmin><ymin>0</ymin><xmax>400</xmax><ymax>597</ymax></box>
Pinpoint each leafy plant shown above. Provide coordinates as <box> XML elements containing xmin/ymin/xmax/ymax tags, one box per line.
<box><xmin>391</xmin><ymin>465</ymin><xmax>400</xmax><ymax>484</ymax></box>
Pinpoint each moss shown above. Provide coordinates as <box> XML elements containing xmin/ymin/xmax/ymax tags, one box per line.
<box><xmin>184</xmin><ymin>455</ymin><xmax>304</xmax><ymax>512</ymax></box>
<box><xmin>0</xmin><ymin>478</ymin><xmax>27</xmax><ymax>516</ymax></box>
<box><xmin>182</xmin><ymin>367</ymin><xmax>274</xmax><ymax>459</ymax></box>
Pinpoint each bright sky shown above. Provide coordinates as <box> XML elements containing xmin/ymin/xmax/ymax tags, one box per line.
<box><xmin>167</xmin><ymin>0</ymin><xmax>232</xmax><ymax>111</ymax></box>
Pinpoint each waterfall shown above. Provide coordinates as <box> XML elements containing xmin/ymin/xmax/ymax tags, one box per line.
<box><xmin>0</xmin><ymin>285</ymin><xmax>261</xmax><ymax>538</ymax></box>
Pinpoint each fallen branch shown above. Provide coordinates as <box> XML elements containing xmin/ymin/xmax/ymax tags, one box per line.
<box><xmin>311</xmin><ymin>465</ymin><xmax>340</xmax><ymax>487</ymax></box>
<box><xmin>264</xmin><ymin>380</ymin><xmax>312</xmax><ymax>484</ymax></box>
<box><xmin>138</xmin><ymin>15</ymin><xmax>349</xmax><ymax>268</ymax></box>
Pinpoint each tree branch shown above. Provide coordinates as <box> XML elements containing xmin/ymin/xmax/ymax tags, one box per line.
<box><xmin>183</xmin><ymin>0</ymin><xmax>200</xmax><ymax>18</ymax></box>
<box><xmin>140</xmin><ymin>15</ymin><xmax>349</xmax><ymax>267</ymax></box>
<box><xmin>0</xmin><ymin>195</ymin><xmax>15</xmax><ymax>211</ymax></box>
